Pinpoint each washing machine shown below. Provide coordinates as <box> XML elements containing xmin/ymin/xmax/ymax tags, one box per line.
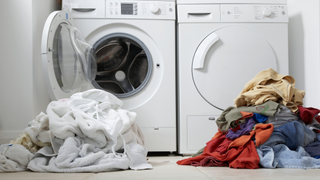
<box><xmin>41</xmin><ymin>0</ymin><xmax>176</xmax><ymax>152</ymax></box>
<box><xmin>177</xmin><ymin>0</ymin><xmax>289</xmax><ymax>154</ymax></box>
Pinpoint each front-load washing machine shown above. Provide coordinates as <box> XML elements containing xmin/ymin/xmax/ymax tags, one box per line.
<box><xmin>41</xmin><ymin>0</ymin><xmax>176</xmax><ymax>152</ymax></box>
<box><xmin>177</xmin><ymin>0</ymin><xmax>289</xmax><ymax>154</ymax></box>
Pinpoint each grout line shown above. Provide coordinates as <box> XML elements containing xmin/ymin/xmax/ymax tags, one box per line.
<box><xmin>196</xmin><ymin>167</ymin><xmax>220</xmax><ymax>180</ymax></box>
<box><xmin>83</xmin><ymin>173</ymin><xmax>97</xmax><ymax>180</ymax></box>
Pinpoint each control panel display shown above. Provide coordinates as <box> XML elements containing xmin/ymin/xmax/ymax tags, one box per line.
<box><xmin>106</xmin><ymin>1</ymin><xmax>175</xmax><ymax>19</ymax></box>
<box><xmin>121</xmin><ymin>3</ymin><xmax>134</xmax><ymax>15</ymax></box>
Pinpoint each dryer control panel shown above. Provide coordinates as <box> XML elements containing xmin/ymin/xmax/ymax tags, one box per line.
<box><xmin>178</xmin><ymin>4</ymin><xmax>288</xmax><ymax>23</ymax></box>
<box><xmin>106</xmin><ymin>1</ymin><xmax>175</xmax><ymax>20</ymax></box>
<box><xmin>220</xmin><ymin>5</ymin><xmax>288</xmax><ymax>22</ymax></box>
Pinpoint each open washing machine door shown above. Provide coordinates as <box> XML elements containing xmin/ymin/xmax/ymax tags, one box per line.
<box><xmin>41</xmin><ymin>11</ymin><xmax>97</xmax><ymax>100</ymax></box>
<box><xmin>192</xmin><ymin>25</ymin><xmax>277</xmax><ymax>111</ymax></box>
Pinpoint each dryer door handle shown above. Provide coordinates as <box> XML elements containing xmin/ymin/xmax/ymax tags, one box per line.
<box><xmin>193</xmin><ymin>33</ymin><xmax>220</xmax><ymax>69</ymax></box>
<box><xmin>188</xmin><ymin>13</ymin><xmax>211</xmax><ymax>16</ymax></box>
<box><xmin>72</xmin><ymin>8</ymin><xmax>96</xmax><ymax>12</ymax></box>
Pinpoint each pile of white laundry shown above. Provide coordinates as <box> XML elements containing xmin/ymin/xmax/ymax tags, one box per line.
<box><xmin>0</xmin><ymin>89</ymin><xmax>152</xmax><ymax>173</ymax></box>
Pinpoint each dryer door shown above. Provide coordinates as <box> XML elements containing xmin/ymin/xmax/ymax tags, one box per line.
<box><xmin>41</xmin><ymin>11</ymin><xmax>97</xmax><ymax>100</ymax></box>
<box><xmin>192</xmin><ymin>26</ymin><xmax>277</xmax><ymax>110</ymax></box>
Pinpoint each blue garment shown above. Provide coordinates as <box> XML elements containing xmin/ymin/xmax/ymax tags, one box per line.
<box><xmin>304</xmin><ymin>141</ymin><xmax>320</xmax><ymax>157</ymax></box>
<box><xmin>257</xmin><ymin>144</ymin><xmax>320</xmax><ymax>169</ymax></box>
<box><xmin>265</xmin><ymin>105</ymin><xmax>300</xmax><ymax>128</ymax></box>
<box><xmin>314</xmin><ymin>156</ymin><xmax>320</xmax><ymax>159</ymax></box>
<box><xmin>262</xmin><ymin>121</ymin><xmax>316</xmax><ymax>150</ymax></box>
<box><xmin>317</xmin><ymin>133</ymin><xmax>320</xmax><ymax>141</ymax></box>
<box><xmin>226</xmin><ymin>117</ymin><xmax>256</xmax><ymax>140</ymax></box>
<box><xmin>253</xmin><ymin>113</ymin><xmax>268</xmax><ymax>123</ymax></box>
<box><xmin>304</xmin><ymin>133</ymin><xmax>320</xmax><ymax>157</ymax></box>
<box><xmin>256</xmin><ymin>145</ymin><xmax>275</xmax><ymax>168</ymax></box>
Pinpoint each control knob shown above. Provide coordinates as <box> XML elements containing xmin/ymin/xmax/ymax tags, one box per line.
<box><xmin>149</xmin><ymin>3</ymin><xmax>160</xmax><ymax>14</ymax></box>
<box><xmin>262</xmin><ymin>8</ymin><xmax>272</xmax><ymax>17</ymax></box>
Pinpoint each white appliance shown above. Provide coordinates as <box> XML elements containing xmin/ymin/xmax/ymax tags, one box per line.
<box><xmin>177</xmin><ymin>0</ymin><xmax>289</xmax><ymax>154</ymax></box>
<box><xmin>41</xmin><ymin>0</ymin><xmax>176</xmax><ymax>152</ymax></box>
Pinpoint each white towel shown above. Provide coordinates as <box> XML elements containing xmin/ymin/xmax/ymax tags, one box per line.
<box><xmin>28</xmin><ymin>137</ymin><xmax>131</xmax><ymax>173</ymax></box>
<box><xmin>27</xmin><ymin>89</ymin><xmax>151</xmax><ymax>172</ymax></box>
<box><xmin>24</xmin><ymin>112</ymin><xmax>51</xmax><ymax>143</ymax></box>
<box><xmin>0</xmin><ymin>144</ymin><xmax>33</xmax><ymax>172</ymax></box>
<box><xmin>126</xmin><ymin>142</ymin><xmax>153</xmax><ymax>170</ymax></box>
<box><xmin>47</xmin><ymin>100</ymin><xmax>111</xmax><ymax>148</ymax></box>
<box><xmin>46</xmin><ymin>89</ymin><xmax>144</xmax><ymax>149</ymax></box>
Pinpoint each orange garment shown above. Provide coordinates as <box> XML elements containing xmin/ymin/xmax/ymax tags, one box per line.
<box><xmin>229</xmin><ymin>123</ymin><xmax>274</xmax><ymax>149</ymax></box>
<box><xmin>211</xmin><ymin>129</ymin><xmax>226</xmax><ymax>140</ymax></box>
<box><xmin>240</xmin><ymin>111</ymin><xmax>253</xmax><ymax>118</ymax></box>
<box><xmin>228</xmin><ymin>141</ymin><xmax>260</xmax><ymax>169</ymax></box>
<box><xmin>177</xmin><ymin>135</ymin><xmax>260</xmax><ymax>169</ymax></box>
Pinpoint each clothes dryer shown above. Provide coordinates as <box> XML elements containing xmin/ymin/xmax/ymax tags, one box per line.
<box><xmin>177</xmin><ymin>0</ymin><xmax>289</xmax><ymax>154</ymax></box>
<box><xmin>41</xmin><ymin>0</ymin><xmax>176</xmax><ymax>152</ymax></box>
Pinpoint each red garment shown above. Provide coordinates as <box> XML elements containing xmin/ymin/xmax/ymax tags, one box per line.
<box><xmin>191</xmin><ymin>156</ymin><xmax>228</xmax><ymax>167</ymax></box>
<box><xmin>298</xmin><ymin>106</ymin><xmax>320</xmax><ymax>124</ymax></box>
<box><xmin>177</xmin><ymin>135</ymin><xmax>260</xmax><ymax>169</ymax></box>
<box><xmin>232</xmin><ymin>125</ymin><xmax>241</xmax><ymax>132</ymax></box>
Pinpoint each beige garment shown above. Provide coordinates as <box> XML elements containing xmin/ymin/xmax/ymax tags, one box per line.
<box><xmin>234</xmin><ymin>68</ymin><xmax>305</xmax><ymax>113</ymax></box>
<box><xmin>10</xmin><ymin>132</ymin><xmax>50</xmax><ymax>153</ymax></box>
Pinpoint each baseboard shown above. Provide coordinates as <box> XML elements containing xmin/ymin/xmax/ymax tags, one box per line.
<box><xmin>0</xmin><ymin>130</ymin><xmax>23</xmax><ymax>144</ymax></box>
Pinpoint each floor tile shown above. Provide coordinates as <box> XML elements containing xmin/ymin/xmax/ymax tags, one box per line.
<box><xmin>197</xmin><ymin>166</ymin><xmax>320</xmax><ymax>180</ymax></box>
<box><xmin>2</xmin><ymin>156</ymin><xmax>320</xmax><ymax>180</ymax></box>
<box><xmin>0</xmin><ymin>171</ymin><xmax>94</xmax><ymax>180</ymax></box>
<box><xmin>86</xmin><ymin>156</ymin><xmax>211</xmax><ymax>180</ymax></box>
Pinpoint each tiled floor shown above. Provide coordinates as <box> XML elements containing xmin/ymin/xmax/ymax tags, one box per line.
<box><xmin>1</xmin><ymin>156</ymin><xmax>320</xmax><ymax>180</ymax></box>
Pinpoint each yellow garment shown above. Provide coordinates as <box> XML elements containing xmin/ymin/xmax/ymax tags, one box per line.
<box><xmin>10</xmin><ymin>132</ymin><xmax>50</xmax><ymax>153</ymax></box>
<box><xmin>233</xmin><ymin>68</ymin><xmax>305</xmax><ymax>113</ymax></box>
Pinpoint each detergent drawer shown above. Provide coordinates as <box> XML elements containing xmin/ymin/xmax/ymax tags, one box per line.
<box><xmin>63</xmin><ymin>0</ymin><xmax>105</xmax><ymax>18</ymax></box>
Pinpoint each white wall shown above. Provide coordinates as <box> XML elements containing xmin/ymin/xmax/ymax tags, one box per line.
<box><xmin>287</xmin><ymin>0</ymin><xmax>320</xmax><ymax>108</ymax></box>
<box><xmin>0</xmin><ymin>0</ymin><xmax>58</xmax><ymax>143</ymax></box>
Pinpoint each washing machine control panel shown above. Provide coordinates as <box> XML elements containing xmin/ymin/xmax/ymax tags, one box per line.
<box><xmin>106</xmin><ymin>1</ymin><xmax>175</xmax><ymax>19</ymax></box>
<box><xmin>220</xmin><ymin>5</ymin><xmax>288</xmax><ymax>22</ymax></box>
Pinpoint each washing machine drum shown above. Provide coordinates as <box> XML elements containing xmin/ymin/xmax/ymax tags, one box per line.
<box><xmin>93</xmin><ymin>37</ymin><xmax>150</xmax><ymax>98</ymax></box>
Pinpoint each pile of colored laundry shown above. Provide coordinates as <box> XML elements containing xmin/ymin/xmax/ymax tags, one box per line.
<box><xmin>1</xmin><ymin>89</ymin><xmax>152</xmax><ymax>172</ymax></box>
<box><xmin>177</xmin><ymin>68</ymin><xmax>320</xmax><ymax>169</ymax></box>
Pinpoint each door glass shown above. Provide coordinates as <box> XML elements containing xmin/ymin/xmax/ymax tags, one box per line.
<box><xmin>93</xmin><ymin>34</ymin><xmax>152</xmax><ymax>98</ymax></box>
<box><xmin>52</xmin><ymin>23</ymin><xmax>97</xmax><ymax>93</ymax></box>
